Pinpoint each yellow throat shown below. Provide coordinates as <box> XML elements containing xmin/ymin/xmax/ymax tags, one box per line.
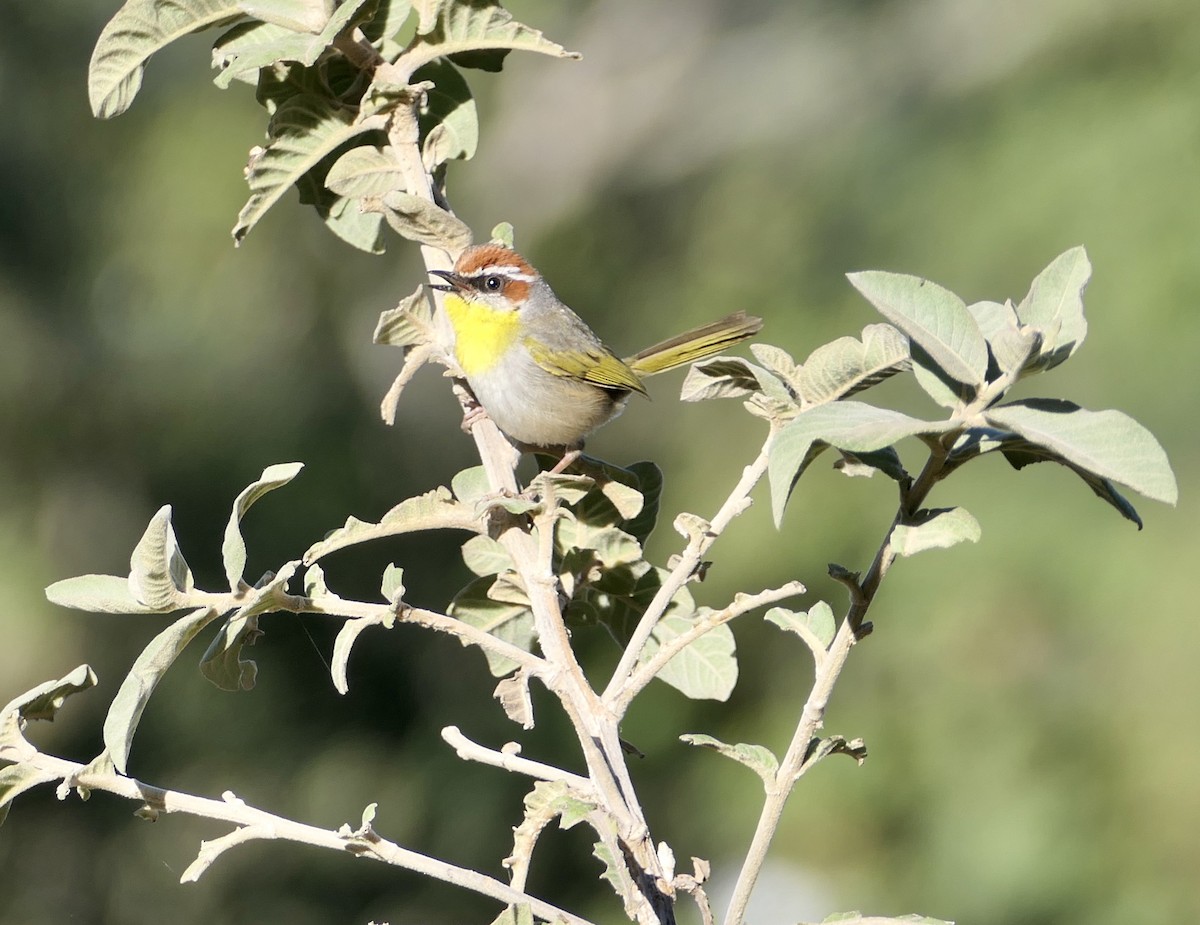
<box><xmin>445</xmin><ymin>293</ymin><xmax>521</xmax><ymax>376</ymax></box>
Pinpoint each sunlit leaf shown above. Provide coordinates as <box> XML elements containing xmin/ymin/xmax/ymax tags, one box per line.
<box><xmin>448</xmin><ymin>575</ymin><xmax>535</xmax><ymax>677</ymax></box>
<box><xmin>374</xmin><ymin>286</ymin><xmax>436</xmax><ymax>347</ymax></box>
<box><xmin>891</xmin><ymin>508</ymin><xmax>981</xmax><ymax>557</ymax></box>
<box><xmin>796</xmin><ymin>324</ymin><xmax>910</xmax><ymax>404</ymax></box>
<box><xmin>324</xmin><ymin>145</ymin><xmax>406</xmax><ymax>198</ymax></box>
<box><xmin>847</xmin><ymin>271</ymin><xmax>987</xmax><ymax>389</ymax></box>
<box><xmin>987</xmin><ymin>399</ymin><xmax>1176</xmax><ymax>505</ymax></box>
<box><xmin>103</xmin><ymin>608</ymin><xmax>218</xmax><ymax>774</ymax></box>
<box><xmin>233</xmin><ymin>94</ymin><xmax>385</xmax><ymax>244</ymax></box>
<box><xmin>304</xmin><ymin>486</ymin><xmax>481</xmax><ymax>563</ymax></box>
<box><xmin>679</xmin><ymin>733</ymin><xmax>779</xmax><ymax>786</ymax></box>
<box><xmin>642</xmin><ymin>610</ymin><xmax>737</xmax><ymax>702</ymax></box>
<box><xmin>90</xmin><ymin>0</ymin><xmax>244</xmax><ymax>118</ymax></box>
<box><xmin>45</xmin><ymin>574</ymin><xmax>159</xmax><ymax>614</ymax></box>
<box><xmin>369</xmin><ymin>189</ymin><xmax>473</xmax><ymax>250</ymax></box>
<box><xmin>766</xmin><ymin>601</ymin><xmax>835</xmax><ymax>653</ymax></box>
<box><xmin>129</xmin><ymin>506</ymin><xmax>193</xmax><ymax>611</ymax></box>
<box><xmin>1016</xmin><ymin>246</ymin><xmax>1090</xmax><ymax>373</ymax></box>
<box><xmin>222</xmin><ymin>462</ymin><xmax>303</xmax><ymax>590</ymax></box>
<box><xmin>393</xmin><ymin>0</ymin><xmax>579</xmax><ymax>83</ymax></box>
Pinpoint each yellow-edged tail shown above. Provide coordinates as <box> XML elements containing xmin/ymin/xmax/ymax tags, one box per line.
<box><xmin>625</xmin><ymin>312</ymin><xmax>763</xmax><ymax>376</ymax></box>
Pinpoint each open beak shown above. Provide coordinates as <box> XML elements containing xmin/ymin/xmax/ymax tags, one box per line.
<box><xmin>428</xmin><ymin>269</ymin><xmax>469</xmax><ymax>292</ymax></box>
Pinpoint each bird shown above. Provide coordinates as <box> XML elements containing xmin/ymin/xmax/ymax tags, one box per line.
<box><xmin>430</xmin><ymin>243</ymin><xmax>762</xmax><ymax>467</ymax></box>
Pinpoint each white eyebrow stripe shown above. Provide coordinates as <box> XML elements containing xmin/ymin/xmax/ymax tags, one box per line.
<box><xmin>474</xmin><ymin>265</ymin><xmax>536</xmax><ymax>282</ymax></box>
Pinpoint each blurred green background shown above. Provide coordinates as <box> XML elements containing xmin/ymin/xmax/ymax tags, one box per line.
<box><xmin>2</xmin><ymin>1</ymin><xmax>1196</xmax><ymax>923</ymax></box>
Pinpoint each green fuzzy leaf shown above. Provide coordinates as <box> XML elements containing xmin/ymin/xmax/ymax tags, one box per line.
<box><xmin>891</xmin><ymin>508</ymin><xmax>981</xmax><ymax>557</ymax></box>
<box><xmin>394</xmin><ymin>0</ymin><xmax>579</xmax><ymax>83</ymax></box>
<box><xmin>324</xmin><ymin>145</ymin><xmax>406</xmax><ymax>198</ymax></box>
<box><xmin>331</xmin><ymin>617</ymin><xmax>377</xmax><ymax>695</ymax></box>
<box><xmin>89</xmin><ymin>0</ymin><xmax>244</xmax><ymax>118</ymax></box>
<box><xmin>374</xmin><ymin>286</ymin><xmax>436</xmax><ymax>347</ymax></box>
<box><xmin>45</xmin><ymin>574</ymin><xmax>159</xmax><ymax>614</ymax></box>
<box><xmin>620</xmin><ymin>461</ymin><xmax>663</xmax><ymax>545</ymax></box>
<box><xmin>766</xmin><ymin>600</ymin><xmax>835</xmax><ymax>653</ymax></box>
<box><xmin>987</xmin><ymin>399</ymin><xmax>1177</xmax><ymax>505</ymax></box>
<box><xmin>1016</xmin><ymin>246</ymin><xmax>1090</xmax><ymax>373</ymax></box>
<box><xmin>448</xmin><ymin>575</ymin><xmax>535</xmax><ymax>677</ymax></box>
<box><xmin>381</xmin><ymin>563</ymin><xmax>405</xmax><ymax>603</ymax></box>
<box><xmin>769</xmin><ymin>402</ymin><xmax>939</xmax><ymax>526</ymax></box>
<box><xmin>239</xmin><ymin>0</ymin><xmax>330</xmax><ymax>33</ymax></box>
<box><xmin>0</xmin><ymin>764</ymin><xmax>59</xmax><ymax>826</ymax></box>
<box><xmin>967</xmin><ymin>300</ymin><xmax>1041</xmax><ymax>379</ymax></box>
<box><xmin>847</xmin><ymin>271</ymin><xmax>988</xmax><ymax>390</ymax></box>
<box><xmin>2</xmin><ymin>665</ymin><xmax>98</xmax><ymax>727</ymax></box>
<box><xmin>371</xmin><ymin>189</ymin><xmax>473</xmax><ymax>250</ymax></box>
<box><xmin>212</xmin><ymin>0</ymin><xmax>374</xmax><ymax>88</ymax></box>
<box><xmin>305</xmin><ymin>486</ymin><xmax>481</xmax><ymax>563</ymax></box>
<box><xmin>416</xmin><ymin>59</ymin><xmax>479</xmax><ymax>167</ymax></box>
<box><xmin>679</xmin><ymin>733</ymin><xmax>779</xmax><ymax>786</ymax></box>
<box><xmin>797</xmin><ymin>323</ymin><xmax>910</xmax><ymax>404</ymax></box>
<box><xmin>129</xmin><ymin>506</ymin><xmax>193</xmax><ymax>611</ymax></box>
<box><xmin>679</xmin><ymin>356</ymin><xmax>764</xmax><ymax>402</ymax></box>
<box><xmin>461</xmin><ymin>535</ymin><xmax>514</xmax><ymax>577</ymax></box>
<box><xmin>643</xmin><ymin>609</ymin><xmax>738</xmax><ymax>702</ymax></box>
<box><xmin>223</xmin><ymin>462</ymin><xmax>303</xmax><ymax>590</ymax></box>
<box><xmin>233</xmin><ymin>94</ymin><xmax>385</xmax><ymax>245</ymax></box>
<box><xmin>103</xmin><ymin>608</ymin><xmax>219</xmax><ymax>774</ymax></box>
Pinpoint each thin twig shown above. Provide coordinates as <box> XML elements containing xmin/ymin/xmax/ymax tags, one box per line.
<box><xmin>614</xmin><ymin>582</ymin><xmax>805</xmax><ymax>714</ymax></box>
<box><xmin>721</xmin><ymin>449</ymin><xmax>950</xmax><ymax>925</ymax></box>
<box><xmin>22</xmin><ymin>750</ymin><xmax>595</xmax><ymax>925</ymax></box>
<box><xmin>441</xmin><ymin>725</ymin><xmax>596</xmax><ymax>797</ymax></box>
<box><xmin>603</xmin><ymin>437</ymin><xmax>774</xmax><ymax>710</ymax></box>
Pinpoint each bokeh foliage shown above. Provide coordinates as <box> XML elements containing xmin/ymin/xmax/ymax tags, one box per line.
<box><xmin>1</xmin><ymin>1</ymin><xmax>1196</xmax><ymax>924</ymax></box>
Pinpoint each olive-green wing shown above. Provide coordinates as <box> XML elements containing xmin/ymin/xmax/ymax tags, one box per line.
<box><xmin>525</xmin><ymin>338</ymin><xmax>648</xmax><ymax>395</ymax></box>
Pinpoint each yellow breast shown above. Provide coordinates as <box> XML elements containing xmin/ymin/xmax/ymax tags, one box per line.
<box><xmin>444</xmin><ymin>293</ymin><xmax>521</xmax><ymax>376</ymax></box>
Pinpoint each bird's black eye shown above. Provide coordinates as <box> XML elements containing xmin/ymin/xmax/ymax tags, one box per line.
<box><xmin>483</xmin><ymin>275</ymin><xmax>503</xmax><ymax>292</ymax></box>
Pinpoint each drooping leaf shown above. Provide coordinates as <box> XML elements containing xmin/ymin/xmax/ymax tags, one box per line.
<box><xmin>796</xmin><ymin>323</ymin><xmax>910</xmax><ymax>404</ymax></box>
<box><xmin>769</xmin><ymin>402</ymin><xmax>939</xmax><ymax>526</ymax></box>
<box><xmin>222</xmin><ymin>462</ymin><xmax>304</xmax><ymax>590</ymax></box>
<box><xmin>374</xmin><ymin>286</ymin><xmax>436</xmax><ymax>347</ymax></box>
<box><xmin>89</xmin><ymin>0</ymin><xmax>244</xmax><ymax>118</ymax></box>
<box><xmin>45</xmin><ymin>574</ymin><xmax>160</xmax><ymax>614</ymax></box>
<box><xmin>129</xmin><ymin>506</ymin><xmax>193</xmax><ymax>611</ymax></box>
<box><xmin>239</xmin><ymin>0</ymin><xmax>330</xmax><ymax>33</ymax></box>
<box><xmin>369</xmin><ymin>189</ymin><xmax>473</xmax><ymax>250</ymax></box>
<box><xmin>891</xmin><ymin>507</ymin><xmax>981</xmax><ymax>557</ymax></box>
<box><xmin>331</xmin><ymin>616</ymin><xmax>386</xmax><ymax>695</ymax></box>
<box><xmin>1015</xmin><ymin>246</ymin><xmax>1090</xmax><ymax>373</ymax></box>
<box><xmin>304</xmin><ymin>486</ymin><xmax>482</xmax><ymax>563</ymax></box>
<box><xmin>620</xmin><ymin>461</ymin><xmax>663</xmax><ymax>545</ymax></box>
<box><xmin>296</xmin><ymin>169</ymin><xmax>388</xmax><ymax>253</ymax></box>
<box><xmin>2</xmin><ymin>665</ymin><xmax>99</xmax><ymax>728</ymax></box>
<box><xmin>493</xmin><ymin>670</ymin><xmax>533</xmax><ymax>728</ymax></box>
<box><xmin>847</xmin><ymin>271</ymin><xmax>988</xmax><ymax>390</ymax></box>
<box><xmin>199</xmin><ymin>563</ymin><xmax>297</xmax><ymax>691</ymax></box>
<box><xmin>679</xmin><ymin>356</ymin><xmax>765</xmax><ymax>402</ymax></box>
<box><xmin>392</xmin><ymin>0</ymin><xmax>579</xmax><ymax>83</ymax></box>
<box><xmin>324</xmin><ymin>145</ymin><xmax>407</xmax><ymax>198</ymax></box>
<box><xmin>834</xmin><ymin>447</ymin><xmax>909</xmax><ymax>482</ymax></box>
<box><xmin>233</xmin><ymin>94</ymin><xmax>386</xmax><ymax>244</ymax></box>
<box><xmin>986</xmin><ymin>399</ymin><xmax>1176</xmax><ymax>505</ymax></box>
<box><xmin>0</xmin><ymin>764</ymin><xmax>59</xmax><ymax>826</ymax></box>
<box><xmin>679</xmin><ymin>733</ymin><xmax>779</xmax><ymax>786</ymax></box>
<box><xmin>103</xmin><ymin>608</ymin><xmax>219</xmax><ymax>774</ymax></box>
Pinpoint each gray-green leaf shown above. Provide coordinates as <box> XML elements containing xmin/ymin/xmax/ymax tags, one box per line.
<box><xmin>129</xmin><ymin>506</ymin><xmax>193</xmax><ymax>611</ymax></box>
<box><xmin>847</xmin><ymin>271</ymin><xmax>988</xmax><ymax>390</ymax></box>
<box><xmin>891</xmin><ymin>508</ymin><xmax>981</xmax><ymax>557</ymax></box>
<box><xmin>90</xmin><ymin>0</ymin><xmax>244</xmax><ymax>118</ymax></box>
<box><xmin>1016</xmin><ymin>246</ymin><xmax>1090</xmax><ymax>373</ymax></box>
<box><xmin>223</xmin><ymin>462</ymin><xmax>304</xmax><ymax>590</ymax></box>
<box><xmin>643</xmin><ymin>610</ymin><xmax>738</xmax><ymax>702</ymax></box>
<box><xmin>679</xmin><ymin>733</ymin><xmax>779</xmax><ymax>786</ymax></box>
<box><xmin>986</xmin><ymin>399</ymin><xmax>1176</xmax><ymax>505</ymax></box>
